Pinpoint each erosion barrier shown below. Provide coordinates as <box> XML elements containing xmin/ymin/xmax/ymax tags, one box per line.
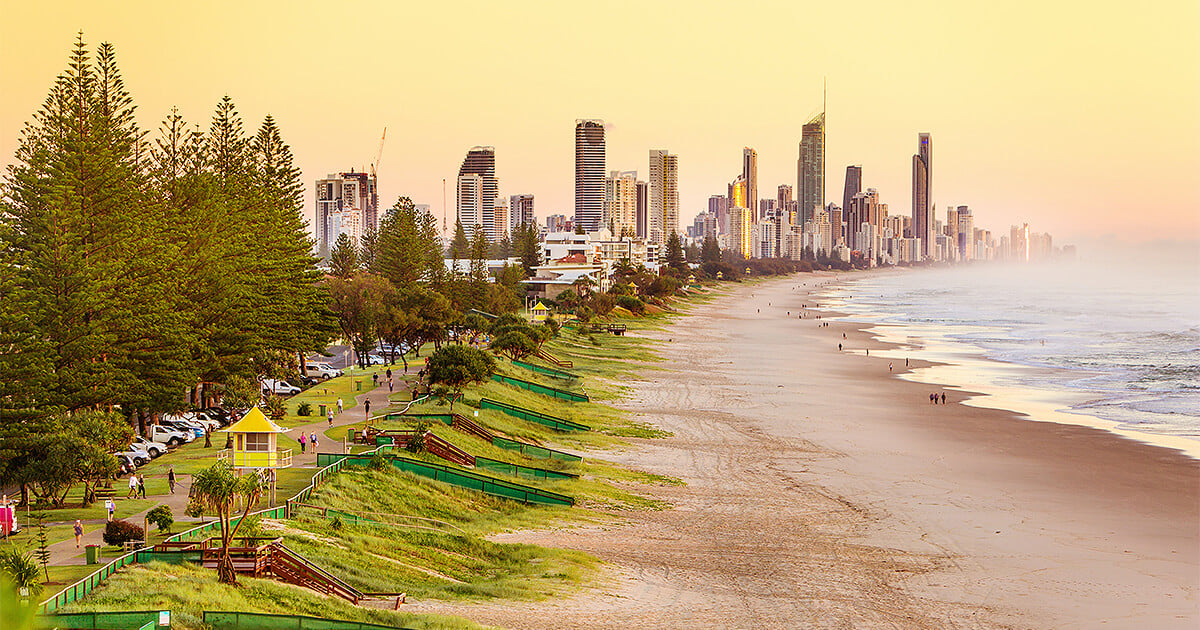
<box><xmin>511</xmin><ymin>359</ymin><xmax>578</xmax><ymax>380</ymax></box>
<box><xmin>35</xmin><ymin>610</ymin><xmax>167</xmax><ymax>629</ymax></box>
<box><xmin>474</xmin><ymin>457</ymin><xmax>579</xmax><ymax>481</ymax></box>
<box><xmin>490</xmin><ymin>374</ymin><xmax>589</xmax><ymax>402</ymax></box>
<box><xmin>480</xmin><ymin>398</ymin><xmax>590</xmax><ymax>431</ymax></box>
<box><xmin>324</xmin><ymin>451</ymin><xmax>574</xmax><ymax>506</ymax></box>
<box><xmin>491</xmin><ymin>436</ymin><xmax>582</xmax><ymax>463</ymax></box>
<box><xmin>204</xmin><ymin>611</ymin><xmax>416</xmax><ymax>630</ymax></box>
<box><xmin>382</xmin><ymin>412</ymin><xmax>583</xmax><ymax>462</ymax></box>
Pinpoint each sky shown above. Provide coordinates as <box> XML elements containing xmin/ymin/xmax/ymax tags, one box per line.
<box><xmin>2</xmin><ymin>0</ymin><xmax>1198</xmax><ymax>248</ymax></box>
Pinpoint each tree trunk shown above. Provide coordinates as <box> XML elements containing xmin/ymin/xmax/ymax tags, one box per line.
<box><xmin>218</xmin><ymin>551</ymin><xmax>238</xmax><ymax>584</ymax></box>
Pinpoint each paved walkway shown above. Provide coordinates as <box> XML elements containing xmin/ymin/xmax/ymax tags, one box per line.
<box><xmin>43</xmin><ymin>361</ymin><xmax>426</xmax><ymax>568</ymax></box>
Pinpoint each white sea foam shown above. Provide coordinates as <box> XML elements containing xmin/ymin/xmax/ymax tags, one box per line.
<box><xmin>819</xmin><ymin>261</ymin><xmax>1200</xmax><ymax>458</ymax></box>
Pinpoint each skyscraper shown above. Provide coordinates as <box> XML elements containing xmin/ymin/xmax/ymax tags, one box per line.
<box><xmin>574</xmin><ymin>120</ymin><xmax>605</xmax><ymax>232</ymax></box>
<box><xmin>509</xmin><ymin>194</ymin><xmax>534</xmax><ymax>230</ymax></box>
<box><xmin>649</xmin><ymin>149</ymin><xmax>679</xmax><ymax>246</ymax></box>
<box><xmin>315</xmin><ymin>171</ymin><xmax>377</xmax><ymax>259</ymax></box>
<box><xmin>708</xmin><ymin>195</ymin><xmax>728</xmax><ymax>235</ymax></box>
<box><xmin>912</xmin><ymin>133</ymin><xmax>933</xmax><ymax>259</ymax></box>
<box><xmin>842</xmin><ymin>165</ymin><xmax>862</xmax><ymax>223</ymax></box>
<box><xmin>729</xmin><ymin>174</ymin><xmax>752</xmax><ymax>257</ymax></box>
<box><xmin>636</xmin><ymin>180</ymin><xmax>648</xmax><ymax>238</ymax></box>
<box><xmin>797</xmin><ymin>112</ymin><xmax>825</xmax><ymax>227</ymax></box>
<box><xmin>603</xmin><ymin>170</ymin><xmax>638</xmax><ymax>237</ymax></box>
<box><xmin>457</xmin><ymin>146</ymin><xmax>499</xmax><ymax>240</ymax></box>
<box><xmin>742</xmin><ymin>148</ymin><xmax>758</xmax><ymax>222</ymax></box>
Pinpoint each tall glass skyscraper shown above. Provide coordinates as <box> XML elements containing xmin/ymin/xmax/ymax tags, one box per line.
<box><xmin>457</xmin><ymin>146</ymin><xmax>498</xmax><ymax>240</ymax></box>
<box><xmin>742</xmin><ymin>147</ymin><xmax>758</xmax><ymax>223</ymax></box>
<box><xmin>912</xmin><ymin>133</ymin><xmax>933</xmax><ymax>259</ymax></box>
<box><xmin>649</xmin><ymin>149</ymin><xmax>679</xmax><ymax>246</ymax></box>
<box><xmin>574</xmin><ymin>120</ymin><xmax>605</xmax><ymax>232</ymax></box>
<box><xmin>797</xmin><ymin>112</ymin><xmax>825</xmax><ymax>227</ymax></box>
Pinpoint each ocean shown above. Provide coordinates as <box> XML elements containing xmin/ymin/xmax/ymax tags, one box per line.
<box><xmin>818</xmin><ymin>261</ymin><xmax>1200</xmax><ymax>458</ymax></box>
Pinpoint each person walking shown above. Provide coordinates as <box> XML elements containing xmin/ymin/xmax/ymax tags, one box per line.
<box><xmin>386</xmin><ymin>367</ymin><xmax>392</xmax><ymax>380</ymax></box>
<box><xmin>74</xmin><ymin>520</ymin><xmax>83</xmax><ymax>548</ymax></box>
<box><xmin>387</xmin><ymin>377</ymin><xmax>393</xmax><ymax>392</ymax></box>
<box><xmin>138</xmin><ymin>474</ymin><xmax>147</xmax><ymax>499</ymax></box>
<box><xmin>298</xmin><ymin>432</ymin><xmax>306</xmax><ymax>453</ymax></box>
<box><xmin>105</xmin><ymin>499</ymin><xmax>115</xmax><ymax>522</ymax></box>
<box><xmin>336</xmin><ymin>398</ymin><xmax>344</xmax><ymax>415</ymax></box>
<box><xmin>168</xmin><ymin>467</ymin><xmax>176</xmax><ymax>494</ymax></box>
<box><xmin>127</xmin><ymin>473</ymin><xmax>139</xmax><ymax>498</ymax></box>
<box><xmin>327</xmin><ymin>409</ymin><xmax>334</xmax><ymax>427</ymax></box>
<box><xmin>310</xmin><ymin>432</ymin><xmax>318</xmax><ymax>451</ymax></box>
<box><xmin>941</xmin><ymin>392</ymin><xmax>946</xmax><ymax>404</ymax></box>
<box><xmin>364</xmin><ymin>399</ymin><xmax>371</xmax><ymax>419</ymax></box>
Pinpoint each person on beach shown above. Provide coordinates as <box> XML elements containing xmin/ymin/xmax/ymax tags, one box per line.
<box><xmin>906</xmin><ymin>358</ymin><xmax>909</xmax><ymax>367</ymax></box>
<box><xmin>74</xmin><ymin>520</ymin><xmax>83</xmax><ymax>548</ymax></box>
<box><xmin>105</xmin><ymin>498</ymin><xmax>115</xmax><ymax>522</ymax></box>
<box><xmin>941</xmin><ymin>392</ymin><xmax>946</xmax><ymax>404</ymax></box>
<box><xmin>127</xmin><ymin>473</ymin><xmax>139</xmax><ymax>498</ymax></box>
<box><xmin>838</xmin><ymin>343</ymin><xmax>842</xmax><ymax>351</ymax></box>
<box><xmin>298</xmin><ymin>432</ymin><xmax>306</xmax><ymax>453</ymax></box>
<box><xmin>930</xmin><ymin>393</ymin><xmax>936</xmax><ymax>404</ymax></box>
<box><xmin>168</xmin><ymin>467</ymin><xmax>176</xmax><ymax>494</ymax></box>
<box><xmin>889</xmin><ymin>362</ymin><xmax>893</xmax><ymax>372</ymax></box>
<box><xmin>336</xmin><ymin>397</ymin><xmax>344</xmax><ymax>414</ymax></box>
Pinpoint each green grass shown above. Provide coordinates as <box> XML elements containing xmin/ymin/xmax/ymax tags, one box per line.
<box><xmin>59</xmin><ymin>561</ymin><xmax>483</xmax><ymax>630</ymax></box>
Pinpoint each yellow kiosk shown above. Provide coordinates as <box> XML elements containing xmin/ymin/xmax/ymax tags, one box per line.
<box><xmin>530</xmin><ymin>300</ymin><xmax>551</xmax><ymax>322</ymax></box>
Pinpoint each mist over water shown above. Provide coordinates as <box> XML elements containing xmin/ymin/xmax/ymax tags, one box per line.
<box><xmin>820</xmin><ymin>260</ymin><xmax>1200</xmax><ymax>450</ymax></box>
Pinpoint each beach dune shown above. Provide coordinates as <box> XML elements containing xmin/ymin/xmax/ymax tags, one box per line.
<box><xmin>414</xmin><ymin>274</ymin><xmax>1199</xmax><ymax>629</ymax></box>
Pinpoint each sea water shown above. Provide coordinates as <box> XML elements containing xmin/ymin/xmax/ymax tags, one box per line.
<box><xmin>819</xmin><ymin>261</ymin><xmax>1200</xmax><ymax>457</ymax></box>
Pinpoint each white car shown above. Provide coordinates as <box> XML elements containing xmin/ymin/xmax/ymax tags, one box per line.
<box><xmin>182</xmin><ymin>411</ymin><xmax>222</xmax><ymax>431</ymax></box>
<box><xmin>116</xmin><ymin>445</ymin><xmax>151</xmax><ymax>466</ymax></box>
<box><xmin>132</xmin><ymin>436</ymin><xmax>168</xmax><ymax>458</ymax></box>
<box><xmin>304</xmin><ymin>362</ymin><xmax>343</xmax><ymax>380</ymax></box>
<box><xmin>262</xmin><ymin>378</ymin><xmax>302</xmax><ymax>396</ymax></box>
<box><xmin>153</xmin><ymin>420</ymin><xmax>199</xmax><ymax>443</ymax></box>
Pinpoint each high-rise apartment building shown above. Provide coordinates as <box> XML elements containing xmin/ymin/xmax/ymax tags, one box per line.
<box><xmin>315</xmin><ymin>171</ymin><xmax>378</xmax><ymax>259</ymax></box>
<box><xmin>956</xmin><ymin>205</ymin><xmax>973</xmax><ymax>261</ymax></box>
<box><xmin>648</xmin><ymin>149</ymin><xmax>679</xmax><ymax>246</ymax></box>
<box><xmin>574</xmin><ymin>120</ymin><xmax>606</xmax><ymax>232</ymax></box>
<box><xmin>797</xmin><ymin>112</ymin><xmax>825</xmax><ymax>227</ymax></box>
<box><xmin>742</xmin><ymin>148</ymin><xmax>758</xmax><ymax>223</ymax></box>
<box><xmin>603</xmin><ymin>170</ymin><xmax>638</xmax><ymax>237</ymax></box>
<box><xmin>635</xmin><ymin>180</ymin><xmax>648</xmax><ymax>239</ymax></box>
<box><xmin>841</xmin><ymin>165</ymin><xmax>862</xmax><ymax>228</ymax></box>
<box><xmin>509</xmin><ymin>194</ymin><xmax>535</xmax><ymax>230</ymax></box>
<box><xmin>728</xmin><ymin>174</ymin><xmax>752</xmax><ymax>257</ymax></box>
<box><xmin>457</xmin><ymin>146</ymin><xmax>501</xmax><ymax>240</ymax></box>
<box><xmin>912</xmin><ymin>133</ymin><xmax>933</xmax><ymax>259</ymax></box>
<box><xmin>777</xmin><ymin>185</ymin><xmax>794</xmax><ymax>225</ymax></box>
<box><xmin>708</xmin><ymin>195</ymin><xmax>728</xmax><ymax>235</ymax></box>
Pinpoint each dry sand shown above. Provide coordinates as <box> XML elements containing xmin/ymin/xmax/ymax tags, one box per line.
<box><xmin>410</xmin><ymin>273</ymin><xmax>1199</xmax><ymax>629</ymax></box>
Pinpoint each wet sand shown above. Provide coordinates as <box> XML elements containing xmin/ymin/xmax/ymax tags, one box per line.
<box><xmin>410</xmin><ymin>273</ymin><xmax>1199</xmax><ymax>629</ymax></box>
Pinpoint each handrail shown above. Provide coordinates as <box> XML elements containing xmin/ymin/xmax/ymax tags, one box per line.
<box><xmin>423</xmin><ymin>432</ymin><xmax>475</xmax><ymax>467</ymax></box>
<box><xmin>534</xmin><ymin>349</ymin><xmax>573</xmax><ymax>368</ymax></box>
<box><xmin>271</xmin><ymin>542</ymin><xmax>364</xmax><ymax>601</ymax></box>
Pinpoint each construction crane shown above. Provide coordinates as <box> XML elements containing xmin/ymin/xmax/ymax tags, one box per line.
<box><xmin>370</xmin><ymin>127</ymin><xmax>386</xmax><ymax>178</ymax></box>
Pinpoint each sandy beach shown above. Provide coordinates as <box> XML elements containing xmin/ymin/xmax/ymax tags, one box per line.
<box><xmin>411</xmin><ymin>272</ymin><xmax>1199</xmax><ymax>629</ymax></box>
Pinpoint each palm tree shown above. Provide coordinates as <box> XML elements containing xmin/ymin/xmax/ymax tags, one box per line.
<box><xmin>191</xmin><ymin>461</ymin><xmax>263</xmax><ymax>584</ymax></box>
<box><xmin>572</xmin><ymin>274</ymin><xmax>595</xmax><ymax>299</ymax></box>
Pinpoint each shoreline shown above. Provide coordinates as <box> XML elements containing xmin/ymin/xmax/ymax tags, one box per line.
<box><xmin>410</xmin><ymin>271</ymin><xmax>1199</xmax><ymax>628</ymax></box>
<box><xmin>811</xmin><ymin>268</ymin><xmax>1200</xmax><ymax>460</ymax></box>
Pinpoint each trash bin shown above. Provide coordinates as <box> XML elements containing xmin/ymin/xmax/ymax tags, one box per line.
<box><xmin>85</xmin><ymin>544</ymin><xmax>100</xmax><ymax>565</ymax></box>
<box><xmin>356</xmin><ymin>382</ymin><xmax>362</xmax><ymax>391</ymax></box>
<box><xmin>319</xmin><ymin>404</ymin><xmax>326</xmax><ymax>416</ymax></box>
<box><xmin>347</xmin><ymin>428</ymin><xmax>356</xmax><ymax>444</ymax></box>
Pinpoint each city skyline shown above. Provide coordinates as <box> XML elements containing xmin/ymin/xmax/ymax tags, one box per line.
<box><xmin>1</xmin><ymin>1</ymin><xmax>1196</xmax><ymax>248</ymax></box>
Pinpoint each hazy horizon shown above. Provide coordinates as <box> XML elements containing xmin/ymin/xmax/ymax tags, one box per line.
<box><xmin>2</xmin><ymin>0</ymin><xmax>1197</xmax><ymax>248</ymax></box>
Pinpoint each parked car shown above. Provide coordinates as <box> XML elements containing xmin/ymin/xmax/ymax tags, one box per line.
<box><xmin>116</xmin><ymin>453</ymin><xmax>137</xmax><ymax>475</ymax></box>
<box><xmin>132</xmin><ymin>436</ymin><xmax>168</xmax><ymax>458</ymax></box>
<box><xmin>262</xmin><ymin>378</ymin><xmax>302</xmax><ymax>396</ymax></box>
<box><xmin>288</xmin><ymin>376</ymin><xmax>319</xmax><ymax>389</ymax></box>
<box><xmin>304</xmin><ymin>362</ymin><xmax>343</xmax><ymax>380</ymax></box>
<box><xmin>181</xmin><ymin>410</ymin><xmax>221</xmax><ymax>431</ymax></box>
<box><xmin>153</xmin><ymin>420</ymin><xmax>199</xmax><ymax>443</ymax></box>
<box><xmin>197</xmin><ymin>406</ymin><xmax>233</xmax><ymax>426</ymax></box>
<box><xmin>115</xmin><ymin>446</ymin><xmax>151</xmax><ymax>466</ymax></box>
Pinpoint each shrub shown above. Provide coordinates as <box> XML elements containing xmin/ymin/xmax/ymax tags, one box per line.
<box><xmin>0</xmin><ymin>547</ymin><xmax>41</xmax><ymax>594</ymax></box>
<box><xmin>406</xmin><ymin>422</ymin><xmax>432</xmax><ymax>454</ymax></box>
<box><xmin>330</xmin><ymin>515</ymin><xmax>344</xmax><ymax>532</ymax></box>
<box><xmin>616</xmin><ymin>295</ymin><xmax>645</xmax><ymax>314</ymax></box>
<box><xmin>147</xmin><ymin>505</ymin><xmax>174</xmax><ymax>533</ymax></box>
<box><xmin>369</xmin><ymin>452</ymin><xmax>389</xmax><ymax>470</ymax></box>
<box><xmin>102</xmin><ymin>519</ymin><xmax>144</xmax><ymax>546</ymax></box>
<box><xmin>297</xmin><ymin>402</ymin><xmax>312</xmax><ymax>416</ymax></box>
<box><xmin>238</xmin><ymin>514</ymin><xmax>263</xmax><ymax>538</ymax></box>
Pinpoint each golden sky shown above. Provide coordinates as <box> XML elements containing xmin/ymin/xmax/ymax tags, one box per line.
<box><xmin>2</xmin><ymin>0</ymin><xmax>1197</xmax><ymax>245</ymax></box>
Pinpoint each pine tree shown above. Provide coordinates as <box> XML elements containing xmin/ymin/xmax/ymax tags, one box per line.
<box><xmin>449</xmin><ymin>219</ymin><xmax>470</xmax><ymax>258</ymax></box>
<box><xmin>664</xmin><ymin>232</ymin><xmax>687</xmax><ymax>271</ymax></box>
<box><xmin>329</xmin><ymin>233</ymin><xmax>359</xmax><ymax>278</ymax></box>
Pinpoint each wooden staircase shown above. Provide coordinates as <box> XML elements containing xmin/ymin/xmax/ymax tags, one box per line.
<box><xmin>534</xmin><ymin>349</ymin><xmax>573</xmax><ymax>368</ymax></box>
<box><xmin>267</xmin><ymin>542</ymin><xmax>365</xmax><ymax>604</ymax></box>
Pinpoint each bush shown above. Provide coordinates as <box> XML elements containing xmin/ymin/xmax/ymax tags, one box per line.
<box><xmin>0</xmin><ymin>546</ymin><xmax>40</xmax><ymax>593</ymax></box>
<box><xmin>238</xmin><ymin>514</ymin><xmax>263</xmax><ymax>538</ymax></box>
<box><xmin>369</xmin><ymin>452</ymin><xmax>389</xmax><ymax>470</ymax></box>
<box><xmin>146</xmin><ymin>505</ymin><xmax>173</xmax><ymax>533</ymax></box>
<box><xmin>616</xmin><ymin>295</ymin><xmax>645</xmax><ymax>314</ymax></box>
<box><xmin>297</xmin><ymin>402</ymin><xmax>312</xmax><ymax>416</ymax></box>
<box><xmin>330</xmin><ymin>515</ymin><xmax>344</xmax><ymax>532</ymax></box>
<box><xmin>102</xmin><ymin>519</ymin><xmax>144</xmax><ymax>546</ymax></box>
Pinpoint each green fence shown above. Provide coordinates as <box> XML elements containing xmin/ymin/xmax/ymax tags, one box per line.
<box><xmin>479</xmin><ymin>398</ymin><xmax>590</xmax><ymax>431</ymax></box>
<box><xmin>489</xmin><ymin>374</ymin><xmax>589</xmax><ymax>402</ymax></box>
<box><xmin>36</xmin><ymin>610</ymin><xmax>169</xmax><ymax>629</ymax></box>
<box><xmin>204</xmin><ymin>611</ymin><xmax>416</xmax><ymax>630</ymax></box>
<box><xmin>491</xmin><ymin>435</ymin><xmax>583</xmax><ymax>463</ymax></box>
<box><xmin>324</xmin><ymin>452</ymin><xmax>574</xmax><ymax>506</ymax></box>
<box><xmin>511</xmin><ymin>359</ymin><xmax>579</xmax><ymax>380</ymax></box>
<box><xmin>474</xmin><ymin>456</ymin><xmax>579</xmax><ymax>481</ymax></box>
